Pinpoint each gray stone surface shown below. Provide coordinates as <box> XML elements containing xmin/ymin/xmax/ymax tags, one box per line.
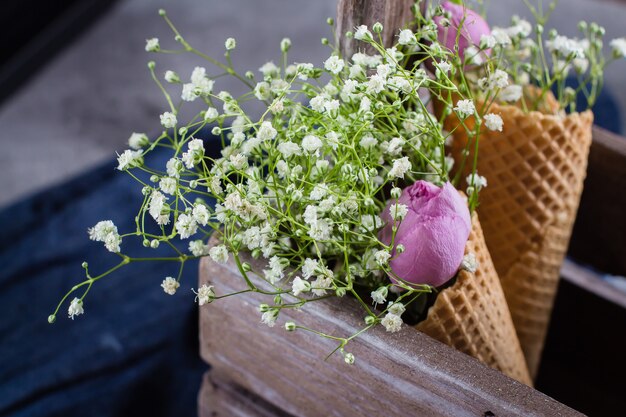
<box><xmin>0</xmin><ymin>0</ymin><xmax>624</xmax><ymax>208</ymax></box>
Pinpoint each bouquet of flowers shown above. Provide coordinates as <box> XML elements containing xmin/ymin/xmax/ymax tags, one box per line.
<box><xmin>49</xmin><ymin>0</ymin><xmax>623</xmax><ymax>386</ymax></box>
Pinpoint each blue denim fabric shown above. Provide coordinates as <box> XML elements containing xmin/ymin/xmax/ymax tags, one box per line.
<box><xmin>0</xmin><ymin>134</ymin><xmax>222</xmax><ymax>417</ymax></box>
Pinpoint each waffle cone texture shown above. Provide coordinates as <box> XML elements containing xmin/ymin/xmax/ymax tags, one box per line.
<box><xmin>441</xmin><ymin>93</ymin><xmax>593</xmax><ymax>379</ymax></box>
<box><xmin>416</xmin><ymin>213</ymin><xmax>532</xmax><ymax>386</ymax></box>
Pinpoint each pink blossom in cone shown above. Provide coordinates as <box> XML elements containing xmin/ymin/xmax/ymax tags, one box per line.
<box><xmin>433</xmin><ymin>1</ymin><xmax>491</xmax><ymax>59</ymax></box>
<box><xmin>379</xmin><ymin>181</ymin><xmax>471</xmax><ymax>287</ymax></box>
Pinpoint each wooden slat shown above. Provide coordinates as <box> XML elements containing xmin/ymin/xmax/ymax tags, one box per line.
<box><xmin>568</xmin><ymin>126</ymin><xmax>626</xmax><ymax>276</ymax></box>
<box><xmin>335</xmin><ymin>0</ymin><xmax>415</xmax><ymax>57</ymax></box>
<box><xmin>198</xmin><ymin>245</ymin><xmax>582</xmax><ymax>417</ymax></box>
<box><xmin>198</xmin><ymin>370</ymin><xmax>294</xmax><ymax>417</ymax></box>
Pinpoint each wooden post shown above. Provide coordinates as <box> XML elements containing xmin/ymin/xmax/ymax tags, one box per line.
<box><xmin>335</xmin><ymin>0</ymin><xmax>416</xmax><ymax>57</ymax></box>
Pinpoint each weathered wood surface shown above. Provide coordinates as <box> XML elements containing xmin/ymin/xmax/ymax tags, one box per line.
<box><xmin>335</xmin><ymin>0</ymin><xmax>415</xmax><ymax>56</ymax></box>
<box><xmin>198</xmin><ymin>370</ymin><xmax>293</xmax><ymax>417</ymax></box>
<box><xmin>198</xmin><ymin>245</ymin><xmax>583</xmax><ymax>417</ymax></box>
<box><xmin>568</xmin><ymin>126</ymin><xmax>626</xmax><ymax>276</ymax></box>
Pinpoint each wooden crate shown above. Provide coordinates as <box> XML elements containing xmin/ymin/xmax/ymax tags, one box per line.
<box><xmin>196</xmin><ymin>0</ymin><xmax>626</xmax><ymax>414</ymax></box>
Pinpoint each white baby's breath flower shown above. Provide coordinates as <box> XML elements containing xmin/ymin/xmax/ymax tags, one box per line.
<box><xmin>149</xmin><ymin>190</ymin><xmax>170</xmax><ymax>225</ymax></box>
<box><xmin>389</xmin><ymin>203</ymin><xmax>408</xmax><ymax>220</ymax></box>
<box><xmin>259</xmin><ymin>61</ymin><xmax>279</xmax><ymax>78</ymax></box>
<box><xmin>189</xmin><ymin>240</ymin><xmax>210</xmax><ymax>257</ymax></box>
<box><xmin>359</xmin><ymin>135</ymin><xmax>377</xmax><ymax>149</ymax></box>
<box><xmin>492</xmin><ymin>70</ymin><xmax>509</xmax><ymax>88</ymax></box>
<box><xmin>381</xmin><ymin>313</ymin><xmax>403</xmax><ymax>333</ymax></box>
<box><xmin>254</xmin><ymin>81</ymin><xmax>271</xmax><ymax>101</ymax></box>
<box><xmin>104</xmin><ymin>233</ymin><xmax>121</xmax><ymax>253</ymax></box>
<box><xmin>324</xmin><ymin>56</ymin><xmax>345</xmax><ymax>75</ymax></box>
<box><xmin>354</xmin><ymin>25</ymin><xmax>372</xmax><ymax>41</ymax></box>
<box><xmin>269</xmin><ymin>99</ymin><xmax>284</xmax><ymax>114</ymax></box>
<box><xmin>367</xmin><ymin>74</ymin><xmax>386</xmax><ymax>94</ymax></box>
<box><xmin>182</xmin><ymin>138</ymin><xmax>205</xmax><ymax>168</ymax></box>
<box><xmin>277</xmin><ymin>142</ymin><xmax>302</xmax><ymax>158</ymax></box>
<box><xmin>164</xmin><ymin>70</ymin><xmax>180</xmax><ymax>83</ymax></box>
<box><xmin>161</xmin><ymin>277</ymin><xmax>179</xmax><ymax>295</ymax></box>
<box><xmin>480</xmin><ymin>34</ymin><xmax>496</xmax><ymax>49</ymax></box>
<box><xmin>461</xmin><ymin>253</ymin><xmax>479</xmax><ymax>273</ymax></box>
<box><xmin>261</xmin><ymin>310</ymin><xmax>278</xmax><ymax>327</ymax></box>
<box><xmin>374</xmin><ymin>250</ymin><xmax>391</xmax><ymax>266</ymax></box>
<box><xmin>499</xmin><ymin>85</ymin><xmax>523</xmax><ymax>102</ymax></box>
<box><xmin>257</xmin><ymin>121</ymin><xmax>277</xmax><ymax>141</ymax></box>
<box><xmin>128</xmin><ymin>133</ymin><xmax>149</xmax><ymax>150</ymax></box>
<box><xmin>145</xmin><ymin>38</ymin><xmax>159</xmax><ymax>52</ymax></box>
<box><xmin>88</xmin><ymin>220</ymin><xmax>122</xmax><ymax>252</ymax></box>
<box><xmin>160</xmin><ymin>112</ymin><xmax>177</xmax><ymax>128</ymax></box>
<box><xmin>484</xmin><ymin>114</ymin><xmax>503</xmax><ymax>132</ymax></box>
<box><xmin>491</xmin><ymin>28</ymin><xmax>512</xmax><ymax>46</ymax></box>
<box><xmin>359</xmin><ymin>96</ymin><xmax>371</xmax><ymax>112</ymax></box>
<box><xmin>398</xmin><ymin>29</ymin><xmax>416</xmax><ymax>45</ymax></box>
<box><xmin>454</xmin><ymin>99</ymin><xmax>475</xmax><ymax>118</ymax></box>
<box><xmin>292</xmin><ymin>276</ymin><xmax>310</xmax><ymax>296</ymax></box>
<box><xmin>88</xmin><ymin>220</ymin><xmax>117</xmax><ymax>241</ymax></box>
<box><xmin>371</xmin><ymin>287</ymin><xmax>388</xmax><ymax>305</ymax></box>
<box><xmin>466</xmin><ymin>173</ymin><xmax>488</xmax><ymax>190</ymax></box>
<box><xmin>209</xmin><ymin>244</ymin><xmax>229</xmax><ymax>264</ymax></box>
<box><xmin>388</xmin><ymin>157</ymin><xmax>411</xmax><ymax>179</ymax></box>
<box><xmin>192</xmin><ymin>204</ymin><xmax>210</xmax><ymax>226</ymax></box>
<box><xmin>225</xmin><ymin>37</ymin><xmax>236</xmax><ymax>50</ymax></box>
<box><xmin>116</xmin><ymin>150</ymin><xmax>143</xmax><ymax>171</ymax></box>
<box><xmin>323</xmin><ymin>99</ymin><xmax>340</xmax><ymax>113</ymax></box>
<box><xmin>388</xmin><ymin>302</ymin><xmax>405</xmax><ymax>316</ymax></box>
<box><xmin>301</xmin><ymin>135</ymin><xmax>323</xmax><ymax>153</ymax></box>
<box><xmin>159</xmin><ymin>177</ymin><xmax>177</xmax><ymax>195</ymax></box>
<box><xmin>610</xmin><ymin>38</ymin><xmax>626</xmax><ymax>58</ymax></box>
<box><xmin>229</xmin><ymin>153</ymin><xmax>248</xmax><ymax>170</ymax></box>
<box><xmin>166</xmin><ymin>158</ymin><xmax>182</xmax><ymax>179</ymax></box>
<box><xmin>193</xmin><ymin>285</ymin><xmax>215</xmax><ymax>306</ymax></box>
<box><xmin>204</xmin><ymin>107</ymin><xmax>219</xmax><ymax>121</ymax></box>
<box><xmin>181</xmin><ymin>83</ymin><xmax>197</xmax><ymax>102</ymax></box>
<box><xmin>175</xmin><ymin>213</ymin><xmax>198</xmax><ymax>239</ymax></box>
<box><xmin>68</xmin><ymin>297</ymin><xmax>84</xmax><ymax>320</ymax></box>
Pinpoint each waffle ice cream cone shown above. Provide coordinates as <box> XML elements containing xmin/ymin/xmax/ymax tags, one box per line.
<box><xmin>416</xmin><ymin>213</ymin><xmax>532</xmax><ymax>386</ymax></box>
<box><xmin>441</xmin><ymin>92</ymin><xmax>593</xmax><ymax>379</ymax></box>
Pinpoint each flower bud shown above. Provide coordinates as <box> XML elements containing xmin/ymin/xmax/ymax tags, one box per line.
<box><xmin>364</xmin><ymin>315</ymin><xmax>376</xmax><ymax>325</ymax></box>
<box><xmin>396</xmin><ymin>244</ymin><xmax>405</xmax><ymax>254</ymax></box>
<box><xmin>344</xmin><ymin>352</ymin><xmax>355</xmax><ymax>364</ymax></box>
<box><xmin>274</xmin><ymin>295</ymin><xmax>283</xmax><ymax>305</ymax></box>
<box><xmin>242</xmin><ymin>262</ymin><xmax>252</xmax><ymax>272</ymax></box>
<box><xmin>143</xmin><ymin>239</ymin><xmax>150</xmax><ymax>247</ymax></box>
<box><xmin>48</xmin><ymin>315</ymin><xmax>56</xmax><ymax>324</ymax></box>
<box><xmin>378</xmin><ymin>181</ymin><xmax>471</xmax><ymax>287</ymax></box>
<box><xmin>280</xmin><ymin>38</ymin><xmax>291</xmax><ymax>53</ymax></box>
<box><xmin>321</xmin><ymin>38</ymin><xmax>329</xmax><ymax>45</ymax></box>
<box><xmin>258</xmin><ymin>303</ymin><xmax>270</xmax><ymax>312</ymax></box>
<box><xmin>225</xmin><ymin>37</ymin><xmax>236</xmax><ymax>50</ymax></box>
<box><xmin>326</xmin><ymin>17</ymin><xmax>334</xmax><ymax>26</ymax></box>
<box><xmin>284</xmin><ymin>321</ymin><xmax>297</xmax><ymax>331</ymax></box>
<box><xmin>373</xmin><ymin>22</ymin><xmax>383</xmax><ymax>33</ymax></box>
<box><xmin>245</xmin><ymin>70</ymin><xmax>254</xmax><ymax>79</ymax></box>
<box><xmin>211</xmin><ymin>126</ymin><xmax>221</xmax><ymax>136</ymax></box>
<box><xmin>336</xmin><ymin>287</ymin><xmax>347</xmax><ymax>297</ymax></box>
<box><xmin>150</xmin><ymin>239</ymin><xmax>160</xmax><ymax>249</ymax></box>
<box><xmin>81</xmin><ymin>262</ymin><xmax>89</xmax><ymax>269</ymax></box>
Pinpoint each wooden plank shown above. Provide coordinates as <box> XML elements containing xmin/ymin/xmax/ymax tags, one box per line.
<box><xmin>560</xmin><ymin>258</ymin><xmax>626</xmax><ymax>309</ymax></box>
<box><xmin>198</xmin><ymin>244</ymin><xmax>583</xmax><ymax>417</ymax></box>
<box><xmin>198</xmin><ymin>370</ymin><xmax>294</xmax><ymax>417</ymax></box>
<box><xmin>335</xmin><ymin>0</ymin><xmax>415</xmax><ymax>57</ymax></box>
<box><xmin>568</xmin><ymin>126</ymin><xmax>626</xmax><ymax>276</ymax></box>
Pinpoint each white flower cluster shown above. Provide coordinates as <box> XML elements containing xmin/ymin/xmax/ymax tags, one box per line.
<box><xmin>66</xmin><ymin>16</ymin><xmax>479</xmax><ymax>350</ymax></box>
<box><xmin>88</xmin><ymin>220</ymin><xmax>122</xmax><ymax>253</ymax></box>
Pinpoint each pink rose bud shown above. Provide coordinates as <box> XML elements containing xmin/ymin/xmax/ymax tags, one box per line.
<box><xmin>433</xmin><ymin>1</ymin><xmax>491</xmax><ymax>60</ymax></box>
<box><xmin>379</xmin><ymin>181</ymin><xmax>471</xmax><ymax>287</ymax></box>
